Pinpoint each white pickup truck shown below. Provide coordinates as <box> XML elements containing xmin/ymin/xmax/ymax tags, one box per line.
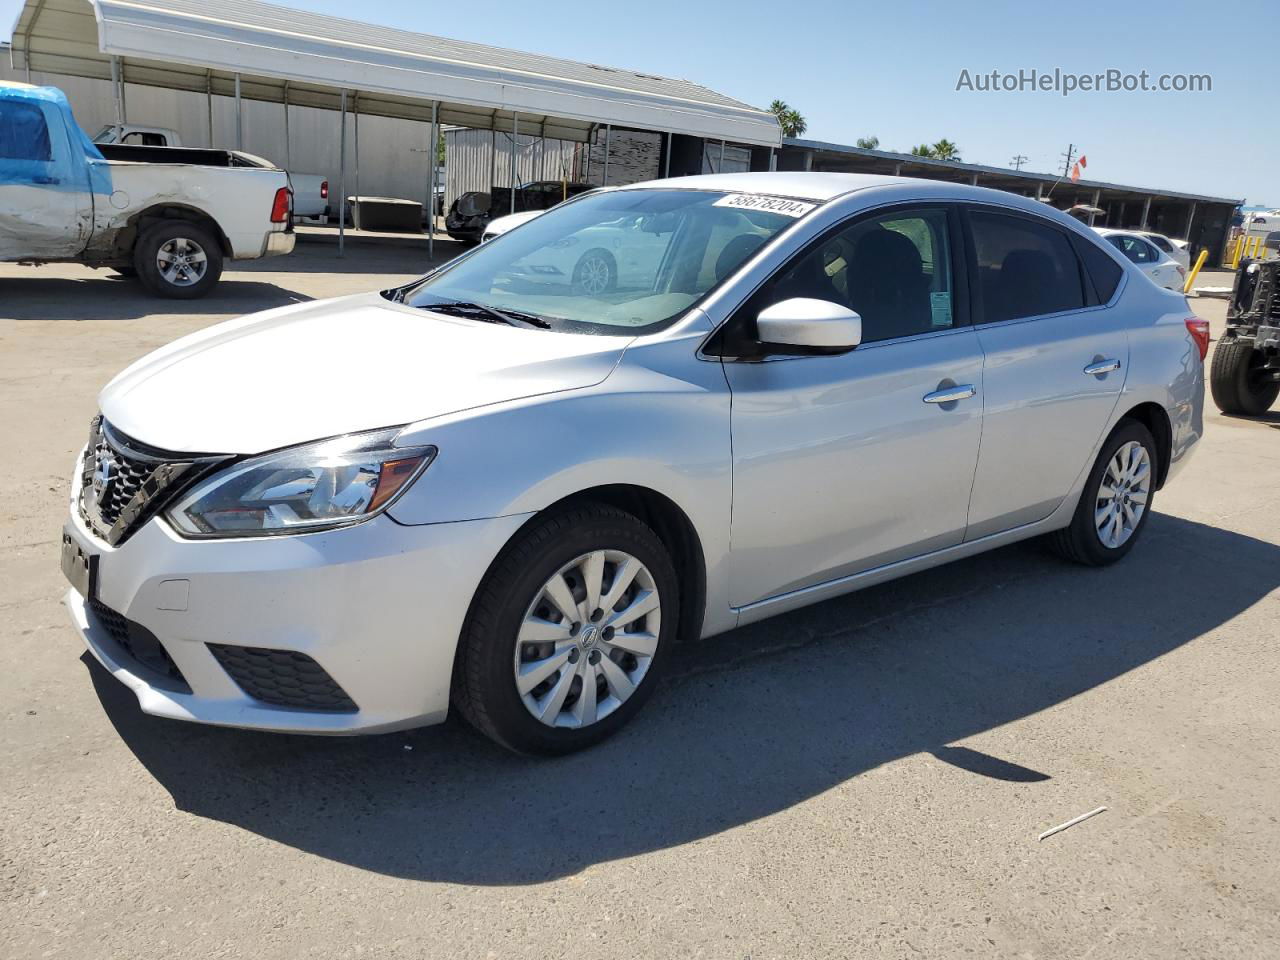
<box><xmin>1</xmin><ymin>82</ymin><xmax>294</xmax><ymax>298</ymax></box>
<box><xmin>94</xmin><ymin>123</ymin><xmax>329</xmax><ymax>219</ymax></box>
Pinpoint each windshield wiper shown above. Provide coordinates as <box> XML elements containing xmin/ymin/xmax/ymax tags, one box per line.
<box><xmin>421</xmin><ymin>300</ymin><xmax>552</xmax><ymax>329</ymax></box>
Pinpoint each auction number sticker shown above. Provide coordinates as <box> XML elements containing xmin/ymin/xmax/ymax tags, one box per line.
<box><xmin>713</xmin><ymin>194</ymin><xmax>817</xmax><ymax>218</ymax></box>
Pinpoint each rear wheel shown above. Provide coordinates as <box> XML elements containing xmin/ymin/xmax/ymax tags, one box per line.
<box><xmin>1049</xmin><ymin>420</ymin><xmax>1157</xmax><ymax>566</ymax></box>
<box><xmin>1210</xmin><ymin>338</ymin><xmax>1279</xmax><ymax>415</ymax></box>
<box><xmin>572</xmin><ymin>249</ymin><xmax>616</xmax><ymax>296</ymax></box>
<box><xmin>134</xmin><ymin>221</ymin><xmax>223</xmax><ymax>299</ymax></box>
<box><xmin>452</xmin><ymin>503</ymin><xmax>677</xmax><ymax>755</ymax></box>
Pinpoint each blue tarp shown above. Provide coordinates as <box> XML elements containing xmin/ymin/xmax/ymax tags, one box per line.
<box><xmin>0</xmin><ymin>83</ymin><xmax>110</xmax><ymax>194</ymax></box>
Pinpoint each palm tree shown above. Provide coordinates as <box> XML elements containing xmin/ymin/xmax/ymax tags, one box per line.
<box><xmin>855</xmin><ymin>136</ymin><xmax>880</xmax><ymax>150</ymax></box>
<box><xmin>931</xmin><ymin>139</ymin><xmax>961</xmax><ymax>161</ymax></box>
<box><xmin>769</xmin><ymin>99</ymin><xmax>808</xmax><ymax>138</ymax></box>
<box><xmin>910</xmin><ymin>143</ymin><xmax>935</xmax><ymax>158</ymax></box>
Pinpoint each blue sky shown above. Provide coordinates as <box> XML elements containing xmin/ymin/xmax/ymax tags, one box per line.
<box><xmin>4</xmin><ymin>0</ymin><xmax>1271</xmax><ymax>205</ymax></box>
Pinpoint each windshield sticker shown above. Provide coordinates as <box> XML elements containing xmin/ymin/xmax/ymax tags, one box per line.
<box><xmin>713</xmin><ymin>194</ymin><xmax>817</xmax><ymax>218</ymax></box>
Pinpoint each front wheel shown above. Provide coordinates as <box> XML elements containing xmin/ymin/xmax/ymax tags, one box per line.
<box><xmin>134</xmin><ymin>221</ymin><xmax>223</xmax><ymax>299</ymax></box>
<box><xmin>1048</xmin><ymin>420</ymin><xmax>1157</xmax><ymax>566</ymax></box>
<box><xmin>1210</xmin><ymin>338</ymin><xmax>1279</xmax><ymax>415</ymax></box>
<box><xmin>572</xmin><ymin>249</ymin><xmax>616</xmax><ymax>296</ymax></box>
<box><xmin>452</xmin><ymin>503</ymin><xmax>678</xmax><ymax>755</ymax></box>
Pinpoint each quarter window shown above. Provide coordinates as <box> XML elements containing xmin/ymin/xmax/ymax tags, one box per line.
<box><xmin>969</xmin><ymin>211</ymin><xmax>1085</xmax><ymax>323</ymax></box>
<box><xmin>762</xmin><ymin>208</ymin><xmax>956</xmax><ymax>343</ymax></box>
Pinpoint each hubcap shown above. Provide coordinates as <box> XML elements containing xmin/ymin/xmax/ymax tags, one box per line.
<box><xmin>513</xmin><ymin>550</ymin><xmax>661</xmax><ymax>729</ymax></box>
<box><xmin>577</xmin><ymin>256</ymin><xmax>610</xmax><ymax>295</ymax></box>
<box><xmin>156</xmin><ymin>237</ymin><xmax>208</xmax><ymax>287</ymax></box>
<box><xmin>1095</xmin><ymin>440</ymin><xmax>1151</xmax><ymax>549</ymax></box>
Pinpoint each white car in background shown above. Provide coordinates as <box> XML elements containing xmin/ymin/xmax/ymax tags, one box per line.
<box><xmin>481</xmin><ymin>209</ymin><xmax>542</xmax><ymax>242</ymax></box>
<box><xmin>1136</xmin><ymin>231</ymin><xmax>1190</xmax><ymax>269</ymax></box>
<box><xmin>1095</xmin><ymin>228</ymin><xmax>1186</xmax><ymax>291</ymax></box>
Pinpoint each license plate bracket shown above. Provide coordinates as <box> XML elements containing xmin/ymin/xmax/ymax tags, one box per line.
<box><xmin>61</xmin><ymin>529</ymin><xmax>98</xmax><ymax>600</ymax></box>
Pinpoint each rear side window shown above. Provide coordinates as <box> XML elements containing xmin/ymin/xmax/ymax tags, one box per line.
<box><xmin>968</xmin><ymin>210</ymin><xmax>1085</xmax><ymax>323</ymax></box>
<box><xmin>1146</xmin><ymin>234</ymin><xmax>1174</xmax><ymax>253</ymax></box>
<box><xmin>0</xmin><ymin>101</ymin><xmax>52</xmax><ymax>161</ymax></box>
<box><xmin>1071</xmin><ymin>234</ymin><xmax>1124</xmax><ymax>303</ymax></box>
<box><xmin>1106</xmin><ymin>234</ymin><xmax>1157</xmax><ymax>264</ymax></box>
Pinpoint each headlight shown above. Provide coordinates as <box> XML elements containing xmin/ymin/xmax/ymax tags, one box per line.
<box><xmin>167</xmin><ymin>429</ymin><xmax>436</xmax><ymax>538</ymax></box>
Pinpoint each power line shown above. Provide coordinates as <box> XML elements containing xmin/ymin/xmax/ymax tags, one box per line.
<box><xmin>1060</xmin><ymin>143</ymin><xmax>1076</xmax><ymax>177</ymax></box>
<box><xmin>1010</xmin><ymin>154</ymin><xmax>1028</xmax><ymax>171</ymax></box>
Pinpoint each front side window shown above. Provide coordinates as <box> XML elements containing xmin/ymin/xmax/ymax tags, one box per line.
<box><xmin>0</xmin><ymin>101</ymin><xmax>52</xmax><ymax>161</ymax></box>
<box><xmin>760</xmin><ymin>207</ymin><xmax>956</xmax><ymax>343</ymax></box>
<box><xmin>401</xmin><ymin>189</ymin><xmax>806</xmax><ymax>333</ymax></box>
<box><xmin>969</xmin><ymin>210</ymin><xmax>1085</xmax><ymax>323</ymax></box>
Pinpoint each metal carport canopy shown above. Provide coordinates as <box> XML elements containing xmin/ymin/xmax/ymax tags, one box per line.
<box><xmin>8</xmin><ymin>0</ymin><xmax>781</xmax><ymax>146</ymax></box>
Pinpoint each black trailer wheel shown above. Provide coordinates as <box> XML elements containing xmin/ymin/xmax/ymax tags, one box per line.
<box><xmin>1210</xmin><ymin>338</ymin><xmax>1279</xmax><ymax>415</ymax></box>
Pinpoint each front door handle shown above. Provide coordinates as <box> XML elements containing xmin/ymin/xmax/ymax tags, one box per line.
<box><xmin>922</xmin><ymin>384</ymin><xmax>977</xmax><ymax>404</ymax></box>
<box><xmin>1083</xmin><ymin>358</ymin><xmax>1122</xmax><ymax>376</ymax></box>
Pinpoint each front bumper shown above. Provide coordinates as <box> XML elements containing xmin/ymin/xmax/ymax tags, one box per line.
<box><xmin>64</xmin><ymin>505</ymin><xmax>529</xmax><ymax>734</ymax></box>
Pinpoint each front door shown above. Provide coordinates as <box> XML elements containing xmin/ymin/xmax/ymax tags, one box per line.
<box><xmin>721</xmin><ymin>205</ymin><xmax>985</xmax><ymax>608</ymax></box>
<box><xmin>0</xmin><ymin>97</ymin><xmax>92</xmax><ymax>260</ymax></box>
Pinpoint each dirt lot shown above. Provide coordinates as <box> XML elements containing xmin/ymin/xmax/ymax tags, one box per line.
<box><xmin>1</xmin><ymin>247</ymin><xmax>1277</xmax><ymax>959</ymax></box>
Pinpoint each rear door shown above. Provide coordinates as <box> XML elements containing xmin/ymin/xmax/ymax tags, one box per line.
<box><xmin>0</xmin><ymin>97</ymin><xmax>93</xmax><ymax>259</ymax></box>
<box><xmin>963</xmin><ymin>207</ymin><xmax>1129</xmax><ymax>539</ymax></box>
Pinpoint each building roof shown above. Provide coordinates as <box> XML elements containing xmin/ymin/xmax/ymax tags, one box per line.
<box><xmin>786</xmin><ymin>137</ymin><xmax>1241</xmax><ymax>206</ymax></box>
<box><xmin>7</xmin><ymin>0</ymin><xmax>781</xmax><ymax>145</ymax></box>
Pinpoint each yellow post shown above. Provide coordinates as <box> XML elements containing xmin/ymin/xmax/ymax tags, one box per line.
<box><xmin>1183</xmin><ymin>248</ymin><xmax>1209</xmax><ymax>294</ymax></box>
<box><xmin>1247</xmin><ymin>236</ymin><xmax>1260</xmax><ymax>259</ymax></box>
<box><xmin>1228</xmin><ymin>234</ymin><xmax>1245</xmax><ymax>268</ymax></box>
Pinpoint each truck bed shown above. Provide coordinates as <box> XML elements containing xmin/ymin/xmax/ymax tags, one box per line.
<box><xmin>97</xmin><ymin>143</ymin><xmax>276</xmax><ymax>169</ymax></box>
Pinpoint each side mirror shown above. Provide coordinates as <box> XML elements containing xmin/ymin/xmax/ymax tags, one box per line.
<box><xmin>756</xmin><ymin>298</ymin><xmax>862</xmax><ymax>354</ymax></box>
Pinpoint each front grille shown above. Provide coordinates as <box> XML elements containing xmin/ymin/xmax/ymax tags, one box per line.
<box><xmin>208</xmin><ymin>645</ymin><xmax>358</xmax><ymax>712</ymax></box>
<box><xmin>88</xmin><ymin>596</ymin><xmax>192</xmax><ymax>693</ymax></box>
<box><xmin>77</xmin><ymin>418</ymin><xmax>228</xmax><ymax>545</ymax></box>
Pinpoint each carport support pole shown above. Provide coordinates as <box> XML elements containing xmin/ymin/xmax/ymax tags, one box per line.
<box><xmin>110</xmin><ymin>57</ymin><xmax>124</xmax><ymax>126</ymax></box>
<box><xmin>353</xmin><ymin>93</ymin><xmax>361</xmax><ymax>230</ymax></box>
<box><xmin>719</xmin><ymin>139</ymin><xmax>725</xmax><ymax>173</ymax></box>
<box><xmin>1088</xmin><ymin>189</ymin><xmax>1101</xmax><ymax>227</ymax></box>
<box><xmin>769</xmin><ymin>147</ymin><xmax>776</xmax><ymax>172</ymax></box>
<box><xmin>1185</xmin><ymin>202</ymin><xmax>1197</xmax><ymax>242</ymax></box>
<box><xmin>234</xmin><ymin>73</ymin><xmax>242</xmax><ymax>151</ymax></box>
<box><xmin>428</xmin><ymin>102</ymin><xmax>437</xmax><ymax>260</ymax></box>
<box><xmin>282</xmin><ymin>81</ymin><xmax>291</xmax><ymax>173</ymax></box>
<box><xmin>338</xmin><ymin>89</ymin><xmax>347</xmax><ymax>258</ymax></box>
<box><xmin>664</xmin><ymin>132</ymin><xmax>671</xmax><ymax>178</ymax></box>
<box><xmin>511</xmin><ymin>113</ymin><xmax>518</xmax><ymax>214</ymax></box>
<box><xmin>602</xmin><ymin>124</ymin><xmax>611</xmax><ymax>186</ymax></box>
<box><xmin>205</xmin><ymin>73</ymin><xmax>214</xmax><ymax>148</ymax></box>
<box><xmin>1140</xmin><ymin>196</ymin><xmax>1151</xmax><ymax>230</ymax></box>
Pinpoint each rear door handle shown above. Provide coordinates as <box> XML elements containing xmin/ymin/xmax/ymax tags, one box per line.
<box><xmin>1083</xmin><ymin>359</ymin><xmax>1121</xmax><ymax>376</ymax></box>
<box><xmin>922</xmin><ymin>384</ymin><xmax>977</xmax><ymax>404</ymax></box>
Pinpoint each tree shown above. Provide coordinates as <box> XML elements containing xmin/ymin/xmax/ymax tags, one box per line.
<box><xmin>769</xmin><ymin>99</ymin><xmax>808</xmax><ymax>138</ymax></box>
<box><xmin>931</xmin><ymin>139</ymin><xmax>961</xmax><ymax>161</ymax></box>
<box><xmin>855</xmin><ymin>136</ymin><xmax>880</xmax><ymax>150</ymax></box>
<box><xmin>910</xmin><ymin>143</ymin><xmax>935</xmax><ymax>157</ymax></box>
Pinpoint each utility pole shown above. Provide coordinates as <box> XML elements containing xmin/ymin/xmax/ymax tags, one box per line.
<box><xmin>1010</xmin><ymin>154</ymin><xmax>1028</xmax><ymax>171</ymax></box>
<box><xmin>1059</xmin><ymin>143</ymin><xmax>1076</xmax><ymax>177</ymax></box>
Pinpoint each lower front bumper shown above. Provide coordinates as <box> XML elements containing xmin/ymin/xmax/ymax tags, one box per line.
<box><xmin>65</xmin><ymin>508</ymin><xmax>531</xmax><ymax>734</ymax></box>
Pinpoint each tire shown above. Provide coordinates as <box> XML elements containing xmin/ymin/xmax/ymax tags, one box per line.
<box><xmin>1210</xmin><ymin>338</ymin><xmax>1279</xmax><ymax>416</ymax></box>
<box><xmin>133</xmin><ymin>221</ymin><xmax>223</xmax><ymax>300</ymax></box>
<box><xmin>1048</xmin><ymin>420</ymin><xmax>1158</xmax><ymax>567</ymax></box>
<box><xmin>452</xmin><ymin>503</ymin><xmax>679</xmax><ymax>755</ymax></box>
<box><xmin>572</xmin><ymin>249</ymin><xmax>617</xmax><ymax>296</ymax></box>
<box><xmin>111</xmin><ymin>265</ymin><xmax>137</xmax><ymax>278</ymax></box>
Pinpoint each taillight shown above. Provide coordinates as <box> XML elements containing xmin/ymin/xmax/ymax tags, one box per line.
<box><xmin>320</xmin><ymin>180</ymin><xmax>328</xmax><ymax>199</ymax></box>
<box><xmin>270</xmin><ymin>187</ymin><xmax>290</xmax><ymax>223</ymax></box>
<box><xmin>1185</xmin><ymin>317</ymin><xmax>1210</xmax><ymax>361</ymax></box>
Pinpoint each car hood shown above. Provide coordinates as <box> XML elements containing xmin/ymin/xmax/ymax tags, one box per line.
<box><xmin>98</xmin><ymin>292</ymin><xmax>628</xmax><ymax>454</ymax></box>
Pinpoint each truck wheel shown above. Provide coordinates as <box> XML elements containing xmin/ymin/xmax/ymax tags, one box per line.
<box><xmin>134</xmin><ymin>221</ymin><xmax>223</xmax><ymax>299</ymax></box>
<box><xmin>1210</xmin><ymin>338</ymin><xmax>1279</xmax><ymax>415</ymax></box>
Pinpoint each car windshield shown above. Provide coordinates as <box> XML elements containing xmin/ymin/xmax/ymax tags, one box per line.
<box><xmin>400</xmin><ymin>189</ymin><xmax>811</xmax><ymax>334</ymax></box>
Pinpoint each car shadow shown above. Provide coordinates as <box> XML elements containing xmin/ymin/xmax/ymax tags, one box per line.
<box><xmin>87</xmin><ymin>513</ymin><xmax>1279</xmax><ymax>885</ymax></box>
<box><xmin>0</xmin><ymin>276</ymin><xmax>312</xmax><ymax>321</ymax></box>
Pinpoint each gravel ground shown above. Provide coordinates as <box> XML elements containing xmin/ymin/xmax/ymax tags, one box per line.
<box><xmin>2</xmin><ymin>249</ymin><xmax>1277</xmax><ymax>959</ymax></box>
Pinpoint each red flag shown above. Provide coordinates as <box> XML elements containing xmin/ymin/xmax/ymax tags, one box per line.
<box><xmin>1070</xmin><ymin>162</ymin><xmax>1081</xmax><ymax>182</ymax></box>
<box><xmin>1079</xmin><ymin>155</ymin><xmax>1088</xmax><ymax>168</ymax></box>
